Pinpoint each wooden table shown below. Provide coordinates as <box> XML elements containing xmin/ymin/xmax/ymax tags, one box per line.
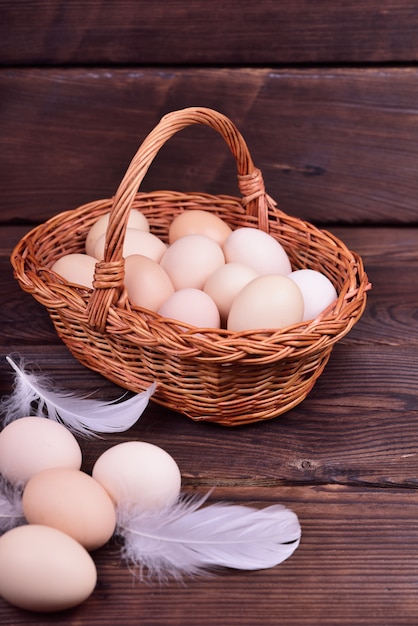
<box><xmin>3</xmin><ymin>2</ymin><xmax>418</xmax><ymax>623</ymax></box>
<box><xmin>1</xmin><ymin>222</ymin><xmax>417</xmax><ymax>625</ymax></box>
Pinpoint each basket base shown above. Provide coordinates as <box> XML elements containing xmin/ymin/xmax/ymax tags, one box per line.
<box><xmin>61</xmin><ymin>336</ymin><xmax>333</xmax><ymax>426</ymax></box>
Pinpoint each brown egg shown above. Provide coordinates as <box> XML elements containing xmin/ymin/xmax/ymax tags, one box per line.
<box><xmin>169</xmin><ymin>209</ymin><xmax>232</xmax><ymax>245</ymax></box>
<box><xmin>124</xmin><ymin>254</ymin><xmax>175</xmax><ymax>312</ymax></box>
<box><xmin>22</xmin><ymin>468</ymin><xmax>116</xmax><ymax>551</ymax></box>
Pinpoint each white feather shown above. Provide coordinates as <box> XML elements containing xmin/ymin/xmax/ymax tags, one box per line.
<box><xmin>2</xmin><ymin>356</ymin><xmax>156</xmax><ymax>437</ymax></box>
<box><xmin>117</xmin><ymin>492</ymin><xmax>301</xmax><ymax>582</ymax></box>
<box><xmin>0</xmin><ymin>476</ymin><xmax>25</xmax><ymax>534</ymax></box>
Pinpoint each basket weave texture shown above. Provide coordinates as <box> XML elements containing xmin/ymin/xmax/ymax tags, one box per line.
<box><xmin>11</xmin><ymin>107</ymin><xmax>370</xmax><ymax>426</ymax></box>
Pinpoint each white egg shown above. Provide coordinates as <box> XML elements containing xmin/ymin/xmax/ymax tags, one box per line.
<box><xmin>160</xmin><ymin>234</ymin><xmax>225</xmax><ymax>290</ymax></box>
<box><xmin>203</xmin><ymin>262</ymin><xmax>259</xmax><ymax>324</ymax></box>
<box><xmin>288</xmin><ymin>268</ymin><xmax>338</xmax><ymax>321</ymax></box>
<box><xmin>51</xmin><ymin>253</ymin><xmax>97</xmax><ymax>289</ymax></box>
<box><xmin>227</xmin><ymin>275</ymin><xmax>304</xmax><ymax>332</ymax></box>
<box><xmin>158</xmin><ymin>288</ymin><xmax>221</xmax><ymax>329</ymax></box>
<box><xmin>0</xmin><ymin>525</ymin><xmax>97</xmax><ymax>612</ymax></box>
<box><xmin>223</xmin><ymin>227</ymin><xmax>292</xmax><ymax>275</ymax></box>
<box><xmin>85</xmin><ymin>209</ymin><xmax>149</xmax><ymax>256</ymax></box>
<box><xmin>0</xmin><ymin>417</ymin><xmax>82</xmax><ymax>486</ymax></box>
<box><xmin>92</xmin><ymin>441</ymin><xmax>181</xmax><ymax>513</ymax></box>
<box><xmin>94</xmin><ymin>228</ymin><xmax>167</xmax><ymax>262</ymax></box>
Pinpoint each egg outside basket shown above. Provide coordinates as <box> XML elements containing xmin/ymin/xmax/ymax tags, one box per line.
<box><xmin>11</xmin><ymin>107</ymin><xmax>370</xmax><ymax>426</ymax></box>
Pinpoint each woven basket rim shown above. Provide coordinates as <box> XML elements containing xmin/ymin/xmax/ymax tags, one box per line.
<box><xmin>11</xmin><ymin>189</ymin><xmax>370</xmax><ymax>365</ymax></box>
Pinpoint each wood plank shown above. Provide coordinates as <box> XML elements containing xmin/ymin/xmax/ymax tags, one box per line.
<box><xmin>331</xmin><ymin>226</ymin><xmax>418</xmax><ymax>265</ymax></box>
<box><xmin>2</xmin><ymin>68</ymin><xmax>418</xmax><ymax>226</ymax></box>
<box><xmin>2</xmin><ymin>1</ymin><xmax>418</xmax><ymax>65</ymax></box>
<box><xmin>0</xmin><ymin>485</ymin><xmax>418</xmax><ymax>625</ymax></box>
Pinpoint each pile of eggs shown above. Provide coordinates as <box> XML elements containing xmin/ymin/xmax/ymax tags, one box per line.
<box><xmin>51</xmin><ymin>208</ymin><xmax>338</xmax><ymax>331</ymax></box>
<box><xmin>0</xmin><ymin>417</ymin><xmax>181</xmax><ymax>613</ymax></box>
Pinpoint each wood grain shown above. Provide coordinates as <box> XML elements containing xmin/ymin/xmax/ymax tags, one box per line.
<box><xmin>0</xmin><ymin>486</ymin><xmax>418</xmax><ymax>625</ymax></box>
<box><xmin>2</xmin><ymin>0</ymin><xmax>418</xmax><ymax>65</ymax></box>
<box><xmin>2</xmin><ymin>68</ymin><xmax>418</xmax><ymax>226</ymax></box>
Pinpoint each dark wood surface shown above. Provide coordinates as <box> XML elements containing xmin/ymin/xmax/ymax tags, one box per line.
<box><xmin>1</xmin><ymin>222</ymin><xmax>418</xmax><ymax>625</ymax></box>
<box><xmin>2</xmin><ymin>0</ymin><xmax>418</xmax><ymax>65</ymax></box>
<box><xmin>2</xmin><ymin>0</ymin><xmax>418</xmax><ymax>623</ymax></box>
<box><xmin>2</xmin><ymin>67</ymin><xmax>418</xmax><ymax>226</ymax></box>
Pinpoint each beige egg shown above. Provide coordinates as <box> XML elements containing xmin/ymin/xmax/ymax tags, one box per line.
<box><xmin>158</xmin><ymin>288</ymin><xmax>221</xmax><ymax>329</ymax></box>
<box><xmin>223</xmin><ymin>227</ymin><xmax>292</xmax><ymax>275</ymax></box>
<box><xmin>124</xmin><ymin>254</ymin><xmax>175</xmax><ymax>312</ymax></box>
<box><xmin>85</xmin><ymin>209</ymin><xmax>149</xmax><ymax>256</ymax></box>
<box><xmin>51</xmin><ymin>253</ymin><xmax>97</xmax><ymax>288</ymax></box>
<box><xmin>94</xmin><ymin>228</ymin><xmax>167</xmax><ymax>262</ymax></box>
<box><xmin>92</xmin><ymin>441</ymin><xmax>181</xmax><ymax>513</ymax></box>
<box><xmin>203</xmin><ymin>262</ymin><xmax>259</xmax><ymax>325</ymax></box>
<box><xmin>169</xmin><ymin>209</ymin><xmax>232</xmax><ymax>245</ymax></box>
<box><xmin>22</xmin><ymin>468</ymin><xmax>117</xmax><ymax>551</ymax></box>
<box><xmin>0</xmin><ymin>525</ymin><xmax>97</xmax><ymax>612</ymax></box>
<box><xmin>227</xmin><ymin>275</ymin><xmax>304</xmax><ymax>332</ymax></box>
<box><xmin>288</xmin><ymin>268</ymin><xmax>338</xmax><ymax>321</ymax></box>
<box><xmin>160</xmin><ymin>234</ymin><xmax>225</xmax><ymax>290</ymax></box>
<box><xmin>0</xmin><ymin>417</ymin><xmax>82</xmax><ymax>486</ymax></box>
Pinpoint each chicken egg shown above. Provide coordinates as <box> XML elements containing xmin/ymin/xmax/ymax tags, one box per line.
<box><xmin>85</xmin><ymin>209</ymin><xmax>149</xmax><ymax>256</ymax></box>
<box><xmin>0</xmin><ymin>417</ymin><xmax>82</xmax><ymax>486</ymax></box>
<box><xmin>227</xmin><ymin>274</ymin><xmax>304</xmax><ymax>332</ymax></box>
<box><xmin>124</xmin><ymin>254</ymin><xmax>175</xmax><ymax>312</ymax></box>
<box><xmin>22</xmin><ymin>468</ymin><xmax>117</xmax><ymax>551</ymax></box>
<box><xmin>92</xmin><ymin>441</ymin><xmax>181</xmax><ymax>512</ymax></box>
<box><xmin>160</xmin><ymin>234</ymin><xmax>225</xmax><ymax>290</ymax></box>
<box><xmin>169</xmin><ymin>209</ymin><xmax>232</xmax><ymax>245</ymax></box>
<box><xmin>288</xmin><ymin>268</ymin><xmax>338</xmax><ymax>321</ymax></box>
<box><xmin>94</xmin><ymin>228</ymin><xmax>167</xmax><ymax>262</ymax></box>
<box><xmin>223</xmin><ymin>227</ymin><xmax>292</xmax><ymax>275</ymax></box>
<box><xmin>203</xmin><ymin>262</ymin><xmax>259</xmax><ymax>325</ymax></box>
<box><xmin>0</xmin><ymin>525</ymin><xmax>97</xmax><ymax>612</ymax></box>
<box><xmin>157</xmin><ymin>288</ymin><xmax>221</xmax><ymax>329</ymax></box>
<box><xmin>51</xmin><ymin>253</ymin><xmax>97</xmax><ymax>289</ymax></box>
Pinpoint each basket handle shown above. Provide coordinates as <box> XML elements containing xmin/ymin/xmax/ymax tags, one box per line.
<box><xmin>87</xmin><ymin>107</ymin><xmax>272</xmax><ymax>332</ymax></box>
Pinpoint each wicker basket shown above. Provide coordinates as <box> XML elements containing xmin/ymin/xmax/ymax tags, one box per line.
<box><xmin>11</xmin><ymin>107</ymin><xmax>370</xmax><ymax>426</ymax></box>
